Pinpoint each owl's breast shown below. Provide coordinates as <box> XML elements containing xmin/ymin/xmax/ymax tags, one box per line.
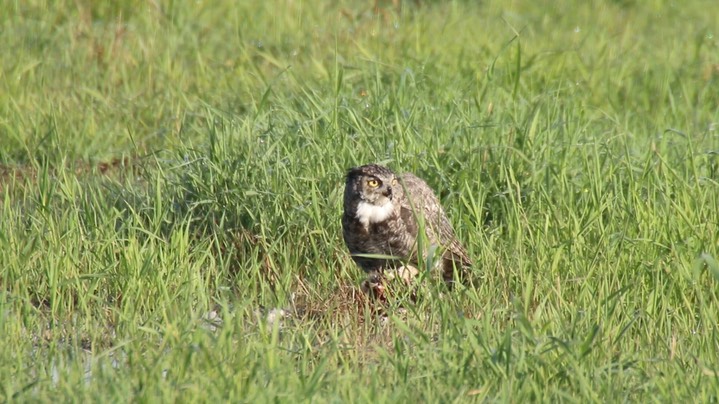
<box><xmin>342</xmin><ymin>211</ymin><xmax>414</xmax><ymax>271</ymax></box>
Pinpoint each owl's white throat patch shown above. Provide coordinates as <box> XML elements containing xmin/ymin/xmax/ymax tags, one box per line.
<box><xmin>356</xmin><ymin>201</ymin><xmax>394</xmax><ymax>227</ymax></box>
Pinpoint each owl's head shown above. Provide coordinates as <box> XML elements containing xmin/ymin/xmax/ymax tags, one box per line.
<box><xmin>344</xmin><ymin>164</ymin><xmax>400</xmax><ymax>226</ymax></box>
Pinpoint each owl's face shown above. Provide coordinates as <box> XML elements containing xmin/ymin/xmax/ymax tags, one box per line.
<box><xmin>344</xmin><ymin>164</ymin><xmax>401</xmax><ymax>226</ymax></box>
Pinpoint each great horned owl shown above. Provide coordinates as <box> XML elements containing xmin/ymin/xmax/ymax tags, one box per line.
<box><xmin>342</xmin><ymin>164</ymin><xmax>472</xmax><ymax>293</ymax></box>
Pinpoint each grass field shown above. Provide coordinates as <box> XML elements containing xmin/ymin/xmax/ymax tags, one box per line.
<box><xmin>2</xmin><ymin>0</ymin><xmax>719</xmax><ymax>401</ymax></box>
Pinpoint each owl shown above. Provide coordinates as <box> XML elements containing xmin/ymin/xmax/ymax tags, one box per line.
<box><xmin>342</xmin><ymin>164</ymin><xmax>472</xmax><ymax>296</ymax></box>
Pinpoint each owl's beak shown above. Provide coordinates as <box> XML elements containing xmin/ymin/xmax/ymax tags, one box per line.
<box><xmin>382</xmin><ymin>186</ymin><xmax>393</xmax><ymax>199</ymax></box>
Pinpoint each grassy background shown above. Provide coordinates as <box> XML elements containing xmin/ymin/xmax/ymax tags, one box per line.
<box><xmin>2</xmin><ymin>0</ymin><xmax>719</xmax><ymax>401</ymax></box>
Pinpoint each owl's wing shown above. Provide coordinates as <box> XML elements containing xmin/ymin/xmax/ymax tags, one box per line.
<box><xmin>399</xmin><ymin>173</ymin><xmax>472</xmax><ymax>270</ymax></box>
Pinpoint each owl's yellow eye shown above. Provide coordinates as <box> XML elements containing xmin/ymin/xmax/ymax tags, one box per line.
<box><xmin>392</xmin><ymin>179</ymin><xmax>398</xmax><ymax>186</ymax></box>
<box><xmin>367</xmin><ymin>179</ymin><xmax>380</xmax><ymax>188</ymax></box>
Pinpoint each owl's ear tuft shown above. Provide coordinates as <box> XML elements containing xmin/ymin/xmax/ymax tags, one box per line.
<box><xmin>346</xmin><ymin>166</ymin><xmax>363</xmax><ymax>180</ymax></box>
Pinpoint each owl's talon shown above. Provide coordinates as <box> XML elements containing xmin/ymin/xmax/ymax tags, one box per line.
<box><xmin>361</xmin><ymin>275</ymin><xmax>386</xmax><ymax>302</ymax></box>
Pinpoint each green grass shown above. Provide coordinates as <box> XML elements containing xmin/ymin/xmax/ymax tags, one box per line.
<box><xmin>2</xmin><ymin>0</ymin><xmax>719</xmax><ymax>401</ymax></box>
